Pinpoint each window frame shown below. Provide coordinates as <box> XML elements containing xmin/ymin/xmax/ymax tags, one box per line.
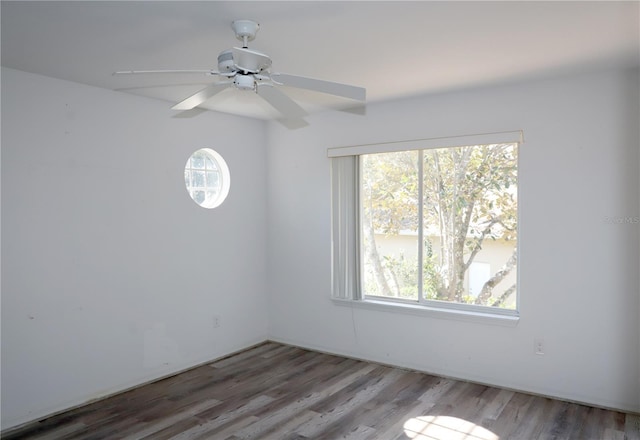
<box><xmin>330</xmin><ymin>131</ymin><xmax>523</xmax><ymax>324</ymax></box>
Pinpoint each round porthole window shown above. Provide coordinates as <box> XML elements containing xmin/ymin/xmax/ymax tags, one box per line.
<box><xmin>184</xmin><ymin>148</ymin><xmax>230</xmax><ymax>209</ymax></box>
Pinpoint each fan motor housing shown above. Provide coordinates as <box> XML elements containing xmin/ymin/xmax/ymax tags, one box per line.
<box><xmin>217</xmin><ymin>50</ymin><xmax>235</xmax><ymax>73</ymax></box>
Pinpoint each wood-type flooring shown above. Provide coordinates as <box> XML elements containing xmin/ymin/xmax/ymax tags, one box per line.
<box><xmin>4</xmin><ymin>342</ymin><xmax>640</xmax><ymax>439</ymax></box>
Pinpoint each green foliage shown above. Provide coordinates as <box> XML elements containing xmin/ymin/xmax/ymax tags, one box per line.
<box><xmin>362</xmin><ymin>151</ymin><xmax>420</xmax><ymax>234</ymax></box>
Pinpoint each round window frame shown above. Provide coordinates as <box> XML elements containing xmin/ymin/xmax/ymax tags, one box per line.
<box><xmin>184</xmin><ymin>148</ymin><xmax>230</xmax><ymax>209</ymax></box>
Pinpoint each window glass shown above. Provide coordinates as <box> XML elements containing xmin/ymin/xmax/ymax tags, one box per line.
<box><xmin>361</xmin><ymin>143</ymin><xmax>518</xmax><ymax>309</ymax></box>
<box><xmin>362</xmin><ymin>151</ymin><xmax>420</xmax><ymax>300</ymax></box>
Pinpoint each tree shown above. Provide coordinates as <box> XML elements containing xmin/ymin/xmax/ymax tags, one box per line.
<box><xmin>361</xmin><ymin>143</ymin><xmax>518</xmax><ymax>307</ymax></box>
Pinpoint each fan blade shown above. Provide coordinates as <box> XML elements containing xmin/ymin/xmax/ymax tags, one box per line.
<box><xmin>171</xmin><ymin>82</ymin><xmax>230</xmax><ymax>110</ymax></box>
<box><xmin>232</xmin><ymin>47</ymin><xmax>272</xmax><ymax>73</ymax></box>
<box><xmin>277</xmin><ymin>118</ymin><xmax>309</xmax><ymax>130</ymax></box>
<box><xmin>172</xmin><ymin>108</ymin><xmax>208</xmax><ymax>119</ymax></box>
<box><xmin>271</xmin><ymin>73</ymin><xmax>365</xmax><ymax>101</ymax></box>
<box><xmin>257</xmin><ymin>84</ymin><xmax>308</xmax><ymax>119</ymax></box>
<box><xmin>113</xmin><ymin>69</ymin><xmax>215</xmax><ymax>75</ymax></box>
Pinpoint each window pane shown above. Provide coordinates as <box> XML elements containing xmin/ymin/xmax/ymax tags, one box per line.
<box><xmin>191</xmin><ymin>153</ymin><xmax>205</xmax><ymax>169</ymax></box>
<box><xmin>192</xmin><ymin>171</ymin><xmax>205</xmax><ymax>187</ymax></box>
<box><xmin>205</xmin><ymin>156</ymin><xmax>216</xmax><ymax>169</ymax></box>
<box><xmin>193</xmin><ymin>190</ymin><xmax>205</xmax><ymax>204</ymax></box>
<box><xmin>422</xmin><ymin>143</ymin><xmax>517</xmax><ymax>309</ymax></box>
<box><xmin>361</xmin><ymin>151</ymin><xmax>420</xmax><ymax>300</ymax></box>
<box><xmin>206</xmin><ymin>171</ymin><xmax>219</xmax><ymax>187</ymax></box>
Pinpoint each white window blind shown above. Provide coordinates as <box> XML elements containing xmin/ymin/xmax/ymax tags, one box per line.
<box><xmin>330</xmin><ymin>156</ymin><xmax>361</xmax><ymax>300</ymax></box>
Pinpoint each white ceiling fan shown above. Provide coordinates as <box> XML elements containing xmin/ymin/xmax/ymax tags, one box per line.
<box><xmin>114</xmin><ymin>20</ymin><xmax>366</xmax><ymax>127</ymax></box>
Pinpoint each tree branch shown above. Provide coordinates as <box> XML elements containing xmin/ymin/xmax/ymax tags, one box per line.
<box><xmin>475</xmin><ymin>247</ymin><xmax>517</xmax><ymax>305</ymax></box>
<box><xmin>463</xmin><ymin>217</ymin><xmax>500</xmax><ymax>271</ymax></box>
<box><xmin>491</xmin><ymin>283</ymin><xmax>516</xmax><ymax>307</ymax></box>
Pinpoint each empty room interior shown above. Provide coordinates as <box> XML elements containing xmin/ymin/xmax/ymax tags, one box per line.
<box><xmin>1</xmin><ymin>1</ymin><xmax>639</xmax><ymax>439</ymax></box>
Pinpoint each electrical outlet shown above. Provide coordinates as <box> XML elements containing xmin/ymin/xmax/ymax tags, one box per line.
<box><xmin>213</xmin><ymin>315</ymin><xmax>221</xmax><ymax>329</ymax></box>
<box><xmin>534</xmin><ymin>337</ymin><xmax>544</xmax><ymax>355</ymax></box>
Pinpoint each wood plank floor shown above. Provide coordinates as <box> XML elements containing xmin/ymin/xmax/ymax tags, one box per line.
<box><xmin>4</xmin><ymin>342</ymin><xmax>640</xmax><ymax>439</ymax></box>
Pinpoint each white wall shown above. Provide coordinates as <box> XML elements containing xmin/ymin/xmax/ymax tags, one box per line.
<box><xmin>1</xmin><ymin>68</ymin><xmax>269</xmax><ymax>430</ymax></box>
<box><xmin>2</xmin><ymin>65</ymin><xmax>638</xmax><ymax>432</ymax></box>
<box><xmin>266</xmin><ymin>67</ymin><xmax>640</xmax><ymax>413</ymax></box>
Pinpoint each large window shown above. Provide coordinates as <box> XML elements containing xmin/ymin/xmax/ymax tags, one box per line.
<box><xmin>330</xmin><ymin>132</ymin><xmax>521</xmax><ymax>316</ymax></box>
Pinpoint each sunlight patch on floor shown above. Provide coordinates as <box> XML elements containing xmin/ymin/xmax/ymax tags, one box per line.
<box><xmin>403</xmin><ymin>415</ymin><xmax>499</xmax><ymax>440</ymax></box>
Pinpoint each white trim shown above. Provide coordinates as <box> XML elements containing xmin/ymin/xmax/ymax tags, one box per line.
<box><xmin>327</xmin><ymin>130</ymin><xmax>524</xmax><ymax>157</ymax></box>
<box><xmin>332</xmin><ymin>298</ymin><xmax>519</xmax><ymax>327</ymax></box>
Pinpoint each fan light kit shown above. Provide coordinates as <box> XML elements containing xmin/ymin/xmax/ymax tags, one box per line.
<box><xmin>115</xmin><ymin>19</ymin><xmax>366</xmax><ymax>127</ymax></box>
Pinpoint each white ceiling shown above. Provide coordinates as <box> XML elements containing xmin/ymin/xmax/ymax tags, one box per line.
<box><xmin>2</xmin><ymin>1</ymin><xmax>639</xmax><ymax>120</ymax></box>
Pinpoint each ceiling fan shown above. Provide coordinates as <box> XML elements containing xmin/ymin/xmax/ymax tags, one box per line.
<box><xmin>114</xmin><ymin>20</ymin><xmax>366</xmax><ymax>127</ymax></box>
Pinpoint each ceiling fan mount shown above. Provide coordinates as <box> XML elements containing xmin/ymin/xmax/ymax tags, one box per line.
<box><xmin>231</xmin><ymin>19</ymin><xmax>259</xmax><ymax>47</ymax></box>
<box><xmin>114</xmin><ymin>19</ymin><xmax>366</xmax><ymax>127</ymax></box>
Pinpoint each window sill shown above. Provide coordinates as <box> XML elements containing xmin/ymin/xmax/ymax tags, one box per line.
<box><xmin>331</xmin><ymin>298</ymin><xmax>519</xmax><ymax>327</ymax></box>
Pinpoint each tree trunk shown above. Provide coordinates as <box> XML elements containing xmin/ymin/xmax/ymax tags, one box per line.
<box><xmin>363</xmin><ymin>220</ymin><xmax>394</xmax><ymax>297</ymax></box>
